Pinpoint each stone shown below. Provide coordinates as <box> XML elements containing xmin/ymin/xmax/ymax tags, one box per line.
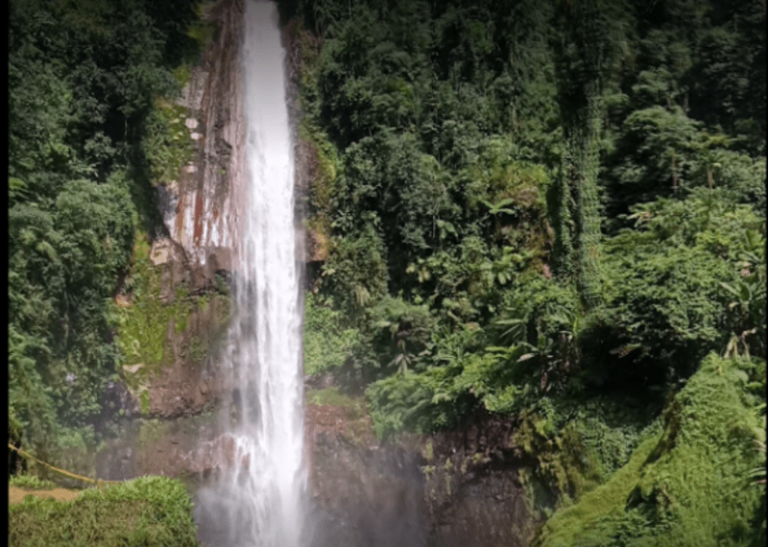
<box><xmin>149</xmin><ymin>237</ymin><xmax>179</xmax><ymax>266</ymax></box>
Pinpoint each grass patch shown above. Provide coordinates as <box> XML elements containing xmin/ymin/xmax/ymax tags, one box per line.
<box><xmin>9</xmin><ymin>475</ymin><xmax>57</xmax><ymax>491</ymax></box>
<box><xmin>307</xmin><ymin>387</ymin><xmax>361</xmax><ymax>408</ymax></box>
<box><xmin>9</xmin><ymin>476</ymin><xmax>199</xmax><ymax>547</ymax></box>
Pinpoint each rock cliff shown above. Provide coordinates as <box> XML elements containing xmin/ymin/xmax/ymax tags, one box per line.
<box><xmin>94</xmin><ymin>2</ymin><xmax>539</xmax><ymax>545</ymax></box>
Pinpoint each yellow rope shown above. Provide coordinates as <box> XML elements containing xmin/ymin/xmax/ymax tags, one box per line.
<box><xmin>8</xmin><ymin>443</ymin><xmax>121</xmax><ymax>487</ymax></box>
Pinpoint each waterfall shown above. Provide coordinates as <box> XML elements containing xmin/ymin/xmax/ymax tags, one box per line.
<box><xmin>195</xmin><ymin>1</ymin><xmax>306</xmax><ymax>545</ymax></box>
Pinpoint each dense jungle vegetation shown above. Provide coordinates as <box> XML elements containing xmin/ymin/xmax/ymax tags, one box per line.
<box><xmin>8</xmin><ymin>0</ymin><xmax>207</xmax><ymax>468</ymax></box>
<box><xmin>7</xmin><ymin>0</ymin><xmax>766</xmax><ymax>544</ymax></box>
<box><xmin>287</xmin><ymin>0</ymin><xmax>766</xmax><ymax>543</ymax></box>
<box><xmin>8</xmin><ymin>0</ymin><xmax>209</xmax><ymax>542</ymax></box>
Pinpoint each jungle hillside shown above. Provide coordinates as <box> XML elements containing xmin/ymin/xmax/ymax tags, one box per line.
<box><xmin>291</xmin><ymin>0</ymin><xmax>767</xmax><ymax>544</ymax></box>
<box><xmin>7</xmin><ymin>0</ymin><xmax>767</xmax><ymax>545</ymax></box>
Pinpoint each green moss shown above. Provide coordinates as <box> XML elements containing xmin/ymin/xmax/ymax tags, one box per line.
<box><xmin>186</xmin><ymin>3</ymin><xmax>217</xmax><ymax>52</ymax></box>
<box><xmin>139</xmin><ymin>389</ymin><xmax>150</xmax><ymax>415</ymax></box>
<box><xmin>137</xmin><ymin>420</ymin><xmax>168</xmax><ymax>452</ymax></box>
<box><xmin>424</xmin><ymin>439</ymin><xmax>434</xmax><ymax>462</ymax></box>
<box><xmin>116</xmin><ymin>233</ymin><xmax>231</xmax><ymax>390</ymax></box>
<box><xmin>172</xmin><ymin>64</ymin><xmax>192</xmax><ymax>88</ymax></box>
<box><xmin>513</xmin><ymin>407</ymin><xmax>596</xmax><ymax>506</ymax></box>
<box><xmin>509</xmin><ymin>390</ymin><xmax>661</xmax><ymax>520</ymax></box>
<box><xmin>307</xmin><ymin>387</ymin><xmax>359</xmax><ymax>408</ymax></box>
<box><xmin>298</xmin><ymin>120</ymin><xmax>340</xmax><ymax>254</ymax></box>
<box><xmin>8</xmin><ymin>476</ymin><xmax>199</xmax><ymax>547</ymax></box>
<box><xmin>116</xmin><ymin>233</ymin><xmax>193</xmax><ymax>386</ymax></box>
<box><xmin>534</xmin><ymin>354</ymin><xmax>765</xmax><ymax>547</ymax></box>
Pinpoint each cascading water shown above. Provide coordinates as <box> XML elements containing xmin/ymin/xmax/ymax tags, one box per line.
<box><xmin>195</xmin><ymin>1</ymin><xmax>306</xmax><ymax>545</ymax></box>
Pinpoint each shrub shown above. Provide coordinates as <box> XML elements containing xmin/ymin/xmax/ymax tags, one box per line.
<box><xmin>9</xmin><ymin>476</ymin><xmax>200</xmax><ymax>547</ymax></box>
<box><xmin>303</xmin><ymin>291</ymin><xmax>359</xmax><ymax>376</ymax></box>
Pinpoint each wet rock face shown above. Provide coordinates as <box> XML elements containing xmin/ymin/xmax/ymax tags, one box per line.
<box><xmin>306</xmin><ymin>434</ymin><xmax>429</xmax><ymax>547</ymax></box>
<box><xmin>157</xmin><ymin>0</ymin><xmax>246</xmax><ymax>288</ymax></box>
<box><xmin>95</xmin><ymin>0</ymin><xmax>245</xmax><ymax>482</ymax></box>
<box><xmin>95</xmin><ymin>414</ymin><xmax>225</xmax><ymax>481</ymax></box>
<box><xmin>304</xmin><ymin>409</ymin><xmax>540</xmax><ymax>547</ymax></box>
<box><xmin>426</xmin><ymin>468</ymin><xmax>532</xmax><ymax>547</ymax></box>
<box><xmin>421</xmin><ymin>414</ymin><xmax>539</xmax><ymax>546</ymax></box>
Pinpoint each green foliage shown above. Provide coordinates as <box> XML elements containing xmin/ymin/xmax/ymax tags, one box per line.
<box><xmin>144</xmin><ymin>100</ymin><xmax>195</xmax><ymax>185</ymax></box>
<box><xmin>286</xmin><ymin>17</ymin><xmax>766</xmax><ymax>520</ymax></box>
<box><xmin>8</xmin><ymin>0</ymin><xmax>205</xmax><ymax>457</ymax></box>
<box><xmin>303</xmin><ymin>292</ymin><xmax>359</xmax><ymax>375</ymax></box>
<box><xmin>592</xmin><ymin>190</ymin><xmax>764</xmax><ymax>384</ymax></box>
<box><xmin>320</xmin><ymin>227</ymin><xmax>389</xmax><ymax>317</ymax></box>
<box><xmin>686</xmin><ymin>3</ymin><xmax>766</xmax><ymax>155</ymax></box>
<box><xmin>533</xmin><ymin>354</ymin><xmax>765</xmax><ymax>547</ymax></box>
<box><xmin>9</xmin><ymin>475</ymin><xmax>57</xmax><ymax>491</ymax></box>
<box><xmin>601</xmin><ymin>242</ymin><xmax>732</xmax><ymax>380</ymax></box>
<box><xmin>550</xmin><ymin>0</ymin><xmax>629</xmax><ymax>305</ymax></box>
<box><xmin>604</xmin><ymin>106</ymin><xmax>705</xmax><ymax>220</ymax></box>
<box><xmin>8</xmin><ymin>476</ymin><xmax>200</xmax><ymax>547</ymax></box>
<box><xmin>367</xmin><ymin>296</ymin><xmax>435</xmax><ymax>375</ymax></box>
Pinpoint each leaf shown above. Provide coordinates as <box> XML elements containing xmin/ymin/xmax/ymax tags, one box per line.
<box><xmin>739</xmin><ymin>281</ymin><xmax>751</xmax><ymax>302</ymax></box>
<box><xmin>720</xmin><ymin>282</ymin><xmax>740</xmax><ymax>299</ymax></box>
<box><xmin>431</xmin><ymin>392</ymin><xmax>451</xmax><ymax>404</ymax></box>
<box><xmin>517</xmin><ymin>353</ymin><xmax>537</xmax><ymax>362</ymax></box>
<box><xmin>486</xmin><ymin>346</ymin><xmax>514</xmax><ymax>354</ymax></box>
<box><xmin>35</xmin><ymin>241</ymin><xmax>58</xmax><ymax>262</ymax></box>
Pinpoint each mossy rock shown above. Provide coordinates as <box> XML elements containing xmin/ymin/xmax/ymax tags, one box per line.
<box><xmin>116</xmin><ymin>231</ymin><xmax>232</xmax><ymax>396</ymax></box>
<box><xmin>533</xmin><ymin>353</ymin><xmax>765</xmax><ymax>547</ymax></box>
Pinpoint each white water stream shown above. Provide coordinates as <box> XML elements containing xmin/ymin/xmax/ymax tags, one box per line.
<box><xmin>196</xmin><ymin>1</ymin><xmax>306</xmax><ymax>545</ymax></box>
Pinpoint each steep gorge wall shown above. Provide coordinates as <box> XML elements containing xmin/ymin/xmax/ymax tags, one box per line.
<box><xmin>95</xmin><ymin>4</ymin><xmax>538</xmax><ymax>545</ymax></box>
<box><xmin>96</xmin><ymin>0</ymin><xmax>248</xmax><ymax>479</ymax></box>
<box><xmin>96</xmin><ymin>0</ymin><xmax>314</xmax><ymax>484</ymax></box>
<box><xmin>154</xmin><ymin>0</ymin><xmax>245</xmax><ymax>291</ymax></box>
<box><xmin>304</xmin><ymin>401</ymin><xmax>539</xmax><ymax>547</ymax></box>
